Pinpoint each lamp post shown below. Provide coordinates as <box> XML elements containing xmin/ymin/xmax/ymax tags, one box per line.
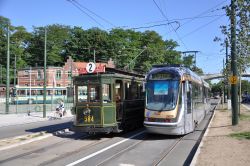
<box><xmin>28</xmin><ymin>66</ymin><xmax>31</xmax><ymax>115</ymax></box>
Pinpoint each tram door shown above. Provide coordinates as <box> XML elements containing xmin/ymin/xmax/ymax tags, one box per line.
<box><xmin>115</xmin><ymin>80</ymin><xmax>123</xmax><ymax>121</ymax></box>
<box><xmin>184</xmin><ymin>81</ymin><xmax>194</xmax><ymax>133</ymax></box>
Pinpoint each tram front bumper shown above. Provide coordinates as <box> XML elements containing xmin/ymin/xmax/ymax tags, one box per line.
<box><xmin>71</xmin><ymin>125</ymin><xmax>118</xmax><ymax>134</ymax></box>
<box><xmin>144</xmin><ymin>122</ymin><xmax>184</xmax><ymax>135</ymax></box>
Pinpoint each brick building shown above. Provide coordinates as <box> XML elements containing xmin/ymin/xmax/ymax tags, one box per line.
<box><xmin>16</xmin><ymin>57</ymin><xmax>115</xmax><ymax>96</ymax></box>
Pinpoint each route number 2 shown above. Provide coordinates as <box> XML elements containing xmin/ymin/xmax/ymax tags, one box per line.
<box><xmin>86</xmin><ymin>62</ymin><xmax>96</xmax><ymax>73</ymax></box>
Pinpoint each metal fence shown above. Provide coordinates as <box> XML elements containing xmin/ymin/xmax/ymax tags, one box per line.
<box><xmin>0</xmin><ymin>96</ymin><xmax>73</xmax><ymax>114</ymax></box>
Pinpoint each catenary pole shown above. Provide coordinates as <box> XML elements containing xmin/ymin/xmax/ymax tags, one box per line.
<box><xmin>43</xmin><ymin>27</ymin><xmax>47</xmax><ymax>118</ymax></box>
<box><xmin>5</xmin><ymin>25</ymin><xmax>10</xmax><ymax>114</ymax></box>
<box><xmin>230</xmin><ymin>0</ymin><xmax>238</xmax><ymax>125</ymax></box>
<box><xmin>223</xmin><ymin>59</ymin><xmax>226</xmax><ymax>103</ymax></box>
<box><xmin>226</xmin><ymin>39</ymin><xmax>230</xmax><ymax>100</ymax></box>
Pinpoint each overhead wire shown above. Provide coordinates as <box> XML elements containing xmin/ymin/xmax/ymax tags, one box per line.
<box><xmin>71</xmin><ymin>0</ymin><xmax>116</xmax><ymax>28</ymax></box>
<box><xmin>143</xmin><ymin>14</ymin><xmax>226</xmax><ymax>25</ymax></box>
<box><xmin>152</xmin><ymin>0</ymin><xmax>189</xmax><ymax>50</ymax></box>
<box><xmin>161</xmin><ymin>0</ymin><xmax>228</xmax><ymax>37</ymax></box>
<box><xmin>181</xmin><ymin>15</ymin><xmax>225</xmax><ymax>39</ymax></box>
<box><xmin>66</xmin><ymin>0</ymin><xmax>106</xmax><ymax>29</ymax></box>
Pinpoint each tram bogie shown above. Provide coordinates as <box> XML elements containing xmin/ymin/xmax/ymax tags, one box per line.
<box><xmin>144</xmin><ymin>64</ymin><xmax>210</xmax><ymax>135</ymax></box>
<box><xmin>71</xmin><ymin>67</ymin><xmax>145</xmax><ymax>134</ymax></box>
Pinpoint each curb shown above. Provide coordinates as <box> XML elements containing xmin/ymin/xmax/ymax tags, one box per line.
<box><xmin>0</xmin><ymin>132</ymin><xmax>53</xmax><ymax>151</ymax></box>
<box><xmin>190</xmin><ymin>102</ymin><xmax>218</xmax><ymax>166</ymax></box>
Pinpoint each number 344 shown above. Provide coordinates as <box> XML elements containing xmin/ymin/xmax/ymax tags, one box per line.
<box><xmin>84</xmin><ymin>115</ymin><xmax>94</xmax><ymax>123</ymax></box>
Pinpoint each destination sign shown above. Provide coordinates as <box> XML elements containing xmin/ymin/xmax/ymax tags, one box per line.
<box><xmin>151</xmin><ymin>73</ymin><xmax>173</xmax><ymax>80</ymax></box>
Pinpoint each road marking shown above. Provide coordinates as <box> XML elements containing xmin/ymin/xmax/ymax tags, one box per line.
<box><xmin>66</xmin><ymin>131</ymin><xmax>145</xmax><ymax>166</ymax></box>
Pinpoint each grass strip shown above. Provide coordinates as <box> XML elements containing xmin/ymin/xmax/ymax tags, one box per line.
<box><xmin>230</xmin><ymin>131</ymin><xmax>250</xmax><ymax>140</ymax></box>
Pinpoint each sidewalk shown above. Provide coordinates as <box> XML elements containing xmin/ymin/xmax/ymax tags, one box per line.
<box><xmin>193</xmin><ymin>103</ymin><xmax>250</xmax><ymax>166</ymax></box>
<box><xmin>0</xmin><ymin>110</ymin><xmax>73</xmax><ymax>128</ymax></box>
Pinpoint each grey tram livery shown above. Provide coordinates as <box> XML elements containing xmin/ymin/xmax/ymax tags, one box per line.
<box><xmin>144</xmin><ymin>65</ymin><xmax>210</xmax><ymax>135</ymax></box>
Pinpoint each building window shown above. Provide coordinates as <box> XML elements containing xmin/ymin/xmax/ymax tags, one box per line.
<box><xmin>68</xmin><ymin>71</ymin><xmax>72</xmax><ymax>80</ymax></box>
<box><xmin>37</xmin><ymin>70</ymin><xmax>43</xmax><ymax>79</ymax></box>
<box><xmin>56</xmin><ymin>70</ymin><xmax>61</xmax><ymax>79</ymax></box>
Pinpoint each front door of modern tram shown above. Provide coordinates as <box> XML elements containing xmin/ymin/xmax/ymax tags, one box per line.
<box><xmin>184</xmin><ymin>81</ymin><xmax>193</xmax><ymax>133</ymax></box>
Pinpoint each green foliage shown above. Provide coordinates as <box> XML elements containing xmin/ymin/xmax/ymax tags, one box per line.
<box><xmin>215</xmin><ymin>0</ymin><xmax>250</xmax><ymax>73</ymax></box>
<box><xmin>211</xmin><ymin>81</ymin><xmax>223</xmax><ymax>94</ymax></box>
<box><xmin>230</xmin><ymin>132</ymin><xmax>250</xmax><ymax>140</ymax></box>
<box><xmin>239</xmin><ymin>114</ymin><xmax>250</xmax><ymax>121</ymax></box>
<box><xmin>0</xmin><ymin>15</ymin><xmax>200</xmax><ymax>83</ymax></box>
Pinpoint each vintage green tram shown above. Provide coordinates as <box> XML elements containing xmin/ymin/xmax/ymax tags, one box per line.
<box><xmin>71</xmin><ymin>67</ymin><xmax>145</xmax><ymax>134</ymax></box>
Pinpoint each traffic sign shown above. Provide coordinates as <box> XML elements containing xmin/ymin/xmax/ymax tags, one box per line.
<box><xmin>229</xmin><ymin>75</ymin><xmax>237</xmax><ymax>84</ymax></box>
<box><xmin>86</xmin><ymin>62</ymin><xmax>96</xmax><ymax>73</ymax></box>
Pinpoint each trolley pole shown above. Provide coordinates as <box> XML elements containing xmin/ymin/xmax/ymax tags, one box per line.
<box><xmin>5</xmin><ymin>25</ymin><xmax>10</xmax><ymax>114</ymax></box>
<box><xmin>43</xmin><ymin>28</ymin><xmax>47</xmax><ymax>118</ymax></box>
<box><xmin>230</xmin><ymin>0</ymin><xmax>238</xmax><ymax>125</ymax></box>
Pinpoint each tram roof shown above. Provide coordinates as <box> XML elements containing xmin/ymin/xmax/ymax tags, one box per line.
<box><xmin>148</xmin><ymin>64</ymin><xmax>204</xmax><ymax>84</ymax></box>
<box><xmin>77</xmin><ymin>67</ymin><xmax>145</xmax><ymax>79</ymax></box>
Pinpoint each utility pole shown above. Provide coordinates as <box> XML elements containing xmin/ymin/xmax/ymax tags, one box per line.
<box><xmin>5</xmin><ymin>25</ymin><xmax>10</xmax><ymax>114</ymax></box>
<box><xmin>226</xmin><ymin>39</ymin><xmax>230</xmax><ymax>100</ymax></box>
<box><xmin>0</xmin><ymin>64</ymin><xmax>2</xmax><ymax>84</ymax></box>
<box><xmin>14</xmin><ymin>54</ymin><xmax>16</xmax><ymax>96</ymax></box>
<box><xmin>93</xmin><ymin>49</ymin><xmax>96</xmax><ymax>63</ymax></box>
<box><xmin>223</xmin><ymin>59</ymin><xmax>226</xmax><ymax>103</ymax></box>
<box><xmin>230</xmin><ymin>0</ymin><xmax>238</xmax><ymax>125</ymax></box>
<box><xmin>43</xmin><ymin>28</ymin><xmax>47</xmax><ymax>118</ymax></box>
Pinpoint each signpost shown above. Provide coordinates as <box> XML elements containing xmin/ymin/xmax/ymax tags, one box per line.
<box><xmin>229</xmin><ymin>76</ymin><xmax>237</xmax><ymax>85</ymax></box>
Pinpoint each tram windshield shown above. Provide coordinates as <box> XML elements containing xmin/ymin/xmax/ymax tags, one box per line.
<box><xmin>146</xmin><ymin>80</ymin><xmax>179</xmax><ymax>111</ymax></box>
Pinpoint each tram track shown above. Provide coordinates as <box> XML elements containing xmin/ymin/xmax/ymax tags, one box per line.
<box><xmin>0</xmin><ymin>131</ymin><xmax>115</xmax><ymax>165</ymax></box>
<box><xmin>95</xmin><ymin>132</ymin><xmax>148</xmax><ymax>166</ymax></box>
<box><xmin>0</xmin><ymin>129</ymin><xmax>145</xmax><ymax>165</ymax></box>
<box><xmin>152</xmin><ymin>136</ymin><xmax>184</xmax><ymax>166</ymax></box>
<box><xmin>0</xmin><ymin>131</ymin><xmax>88</xmax><ymax>165</ymax></box>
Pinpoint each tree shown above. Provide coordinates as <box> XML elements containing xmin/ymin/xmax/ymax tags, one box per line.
<box><xmin>27</xmin><ymin>24</ymin><xmax>71</xmax><ymax>67</ymax></box>
<box><xmin>215</xmin><ymin>0</ymin><xmax>250</xmax><ymax>73</ymax></box>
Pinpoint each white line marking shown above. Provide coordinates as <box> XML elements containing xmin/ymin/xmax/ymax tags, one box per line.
<box><xmin>66</xmin><ymin>131</ymin><xmax>145</xmax><ymax>166</ymax></box>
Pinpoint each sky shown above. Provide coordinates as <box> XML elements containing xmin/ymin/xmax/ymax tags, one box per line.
<box><xmin>0</xmin><ymin>0</ymin><xmax>230</xmax><ymax>75</ymax></box>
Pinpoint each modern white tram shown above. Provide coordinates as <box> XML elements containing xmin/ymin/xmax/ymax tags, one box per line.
<box><xmin>144</xmin><ymin>65</ymin><xmax>211</xmax><ymax>135</ymax></box>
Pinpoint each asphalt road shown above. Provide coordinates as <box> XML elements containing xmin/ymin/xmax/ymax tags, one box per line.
<box><xmin>0</xmin><ymin>117</ymin><xmax>73</xmax><ymax>139</ymax></box>
<box><xmin>0</xmin><ymin>104</ymin><xmax>216</xmax><ymax>166</ymax></box>
<box><xmin>0</xmin><ymin>100</ymin><xmax>218</xmax><ymax>166</ymax></box>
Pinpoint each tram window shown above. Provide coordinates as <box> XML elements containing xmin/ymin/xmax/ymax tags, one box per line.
<box><xmin>90</xmin><ymin>85</ymin><xmax>100</xmax><ymax>102</ymax></box>
<box><xmin>115</xmin><ymin>82</ymin><xmax>122</xmax><ymax>101</ymax></box>
<box><xmin>125</xmin><ymin>82</ymin><xmax>130</xmax><ymax>100</ymax></box>
<box><xmin>131</xmin><ymin>82</ymin><xmax>139</xmax><ymax>99</ymax></box>
<box><xmin>37</xmin><ymin>90</ymin><xmax>42</xmax><ymax>95</ymax></box>
<box><xmin>78</xmin><ymin>86</ymin><xmax>87</xmax><ymax>102</ymax></box>
<box><xmin>19</xmin><ymin>90</ymin><xmax>26</xmax><ymax>96</ymax></box>
<box><xmin>102</xmin><ymin>84</ymin><xmax>111</xmax><ymax>103</ymax></box>
<box><xmin>139</xmin><ymin>83</ymin><xmax>144</xmax><ymax>99</ymax></box>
